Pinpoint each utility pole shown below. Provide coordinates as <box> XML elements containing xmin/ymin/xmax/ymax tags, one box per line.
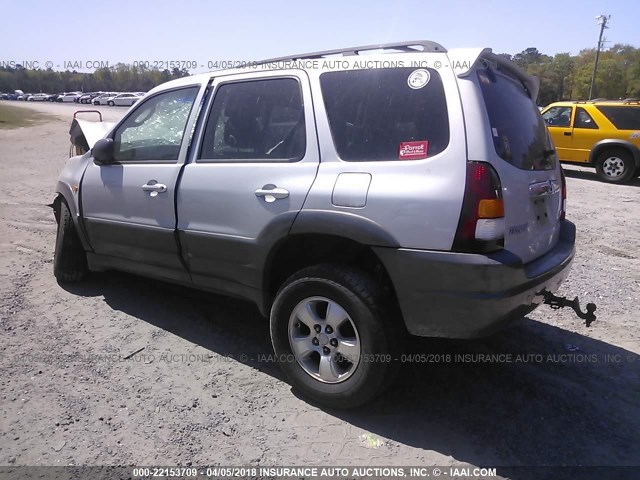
<box><xmin>588</xmin><ymin>14</ymin><xmax>610</xmax><ymax>100</ymax></box>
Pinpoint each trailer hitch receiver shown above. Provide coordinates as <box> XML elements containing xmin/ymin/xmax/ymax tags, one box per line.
<box><xmin>541</xmin><ymin>290</ymin><xmax>597</xmax><ymax>327</ymax></box>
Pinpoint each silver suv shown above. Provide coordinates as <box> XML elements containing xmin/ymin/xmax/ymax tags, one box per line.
<box><xmin>53</xmin><ymin>41</ymin><xmax>575</xmax><ymax>408</ymax></box>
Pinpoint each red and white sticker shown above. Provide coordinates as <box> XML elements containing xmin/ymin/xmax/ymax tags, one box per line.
<box><xmin>399</xmin><ymin>141</ymin><xmax>429</xmax><ymax>160</ymax></box>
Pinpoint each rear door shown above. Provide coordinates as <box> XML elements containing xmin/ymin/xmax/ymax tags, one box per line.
<box><xmin>177</xmin><ymin>70</ymin><xmax>319</xmax><ymax>297</ymax></box>
<box><xmin>475</xmin><ymin>66</ymin><xmax>563</xmax><ymax>264</ymax></box>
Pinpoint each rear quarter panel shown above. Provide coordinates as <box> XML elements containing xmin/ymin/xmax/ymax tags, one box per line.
<box><xmin>300</xmin><ymin>53</ymin><xmax>468</xmax><ymax>251</ymax></box>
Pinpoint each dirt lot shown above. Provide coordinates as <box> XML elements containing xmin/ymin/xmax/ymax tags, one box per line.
<box><xmin>1</xmin><ymin>101</ymin><xmax>639</xmax><ymax>479</ymax></box>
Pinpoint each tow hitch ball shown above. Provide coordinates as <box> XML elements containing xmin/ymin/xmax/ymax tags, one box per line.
<box><xmin>541</xmin><ymin>290</ymin><xmax>597</xmax><ymax>327</ymax></box>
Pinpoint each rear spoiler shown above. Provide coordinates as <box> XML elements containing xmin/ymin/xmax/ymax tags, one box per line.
<box><xmin>447</xmin><ymin>48</ymin><xmax>540</xmax><ymax>102</ymax></box>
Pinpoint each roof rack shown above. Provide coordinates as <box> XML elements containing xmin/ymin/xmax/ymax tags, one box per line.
<box><xmin>573</xmin><ymin>98</ymin><xmax>640</xmax><ymax>105</ymax></box>
<box><xmin>572</xmin><ymin>99</ymin><xmax>613</xmax><ymax>104</ymax></box>
<box><xmin>255</xmin><ymin>40</ymin><xmax>446</xmax><ymax>66</ymax></box>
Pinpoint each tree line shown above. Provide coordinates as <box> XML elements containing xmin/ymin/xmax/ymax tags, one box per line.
<box><xmin>1</xmin><ymin>44</ymin><xmax>638</xmax><ymax>106</ymax></box>
<box><xmin>501</xmin><ymin>44</ymin><xmax>640</xmax><ymax>105</ymax></box>
<box><xmin>0</xmin><ymin>64</ymin><xmax>190</xmax><ymax>95</ymax></box>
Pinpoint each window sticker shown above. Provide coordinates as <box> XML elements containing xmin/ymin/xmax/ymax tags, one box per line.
<box><xmin>399</xmin><ymin>141</ymin><xmax>429</xmax><ymax>160</ymax></box>
<box><xmin>407</xmin><ymin>69</ymin><xmax>431</xmax><ymax>89</ymax></box>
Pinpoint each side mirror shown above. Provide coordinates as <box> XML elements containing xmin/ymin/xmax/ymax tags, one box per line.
<box><xmin>92</xmin><ymin>138</ymin><xmax>115</xmax><ymax>164</ymax></box>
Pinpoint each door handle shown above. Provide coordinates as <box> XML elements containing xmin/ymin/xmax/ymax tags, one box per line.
<box><xmin>563</xmin><ymin>131</ymin><xmax>572</xmax><ymax>136</ymax></box>
<box><xmin>142</xmin><ymin>182</ymin><xmax>167</xmax><ymax>197</ymax></box>
<box><xmin>254</xmin><ymin>186</ymin><xmax>289</xmax><ymax>203</ymax></box>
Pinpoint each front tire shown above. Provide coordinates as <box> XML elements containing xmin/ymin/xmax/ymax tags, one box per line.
<box><xmin>270</xmin><ymin>264</ymin><xmax>402</xmax><ymax>409</ymax></box>
<box><xmin>107</xmin><ymin>101</ymin><xmax>114</xmax><ymax>106</ymax></box>
<box><xmin>53</xmin><ymin>201</ymin><xmax>87</xmax><ymax>283</ymax></box>
<box><xmin>595</xmin><ymin>149</ymin><xmax>635</xmax><ymax>184</ymax></box>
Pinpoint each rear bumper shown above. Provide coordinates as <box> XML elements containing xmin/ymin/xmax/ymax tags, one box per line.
<box><xmin>373</xmin><ymin>220</ymin><xmax>576</xmax><ymax>338</ymax></box>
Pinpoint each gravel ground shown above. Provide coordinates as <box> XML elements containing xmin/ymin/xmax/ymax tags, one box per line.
<box><xmin>0</xmin><ymin>101</ymin><xmax>639</xmax><ymax>479</ymax></box>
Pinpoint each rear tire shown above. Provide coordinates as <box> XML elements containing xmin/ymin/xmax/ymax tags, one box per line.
<box><xmin>54</xmin><ymin>201</ymin><xmax>87</xmax><ymax>283</ymax></box>
<box><xmin>270</xmin><ymin>264</ymin><xmax>402</xmax><ymax>409</ymax></box>
<box><xmin>107</xmin><ymin>101</ymin><xmax>114</xmax><ymax>106</ymax></box>
<box><xmin>595</xmin><ymin>149</ymin><xmax>635</xmax><ymax>184</ymax></box>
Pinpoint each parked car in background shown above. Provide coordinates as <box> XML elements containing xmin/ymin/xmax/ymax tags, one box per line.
<box><xmin>107</xmin><ymin>93</ymin><xmax>143</xmax><ymax>106</ymax></box>
<box><xmin>46</xmin><ymin>93</ymin><xmax>61</xmax><ymax>102</ymax></box>
<box><xmin>93</xmin><ymin>93</ymin><xmax>117</xmax><ymax>105</ymax></box>
<box><xmin>29</xmin><ymin>93</ymin><xmax>50</xmax><ymax>101</ymax></box>
<box><xmin>78</xmin><ymin>92</ymin><xmax>104</xmax><ymax>104</ymax></box>
<box><xmin>17</xmin><ymin>93</ymin><xmax>33</xmax><ymax>101</ymax></box>
<box><xmin>542</xmin><ymin>99</ymin><xmax>640</xmax><ymax>183</ymax></box>
<box><xmin>56</xmin><ymin>92</ymin><xmax>83</xmax><ymax>103</ymax></box>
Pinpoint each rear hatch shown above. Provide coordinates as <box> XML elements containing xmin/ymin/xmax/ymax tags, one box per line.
<box><xmin>471</xmin><ymin>56</ymin><xmax>563</xmax><ymax>264</ymax></box>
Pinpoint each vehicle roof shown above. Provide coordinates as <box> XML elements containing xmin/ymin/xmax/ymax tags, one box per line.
<box><xmin>145</xmin><ymin>41</ymin><xmax>538</xmax><ymax>100</ymax></box>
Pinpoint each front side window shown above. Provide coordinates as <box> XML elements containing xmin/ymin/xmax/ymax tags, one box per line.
<box><xmin>596</xmin><ymin>106</ymin><xmax>640</xmax><ymax>130</ymax></box>
<box><xmin>320</xmin><ymin>68</ymin><xmax>449</xmax><ymax>161</ymax></box>
<box><xmin>113</xmin><ymin>86</ymin><xmax>199</xmax><ymax>162</ymax></box>
<box><xmin>574</xmin><ymin>107</ymin><xmax>598</xmax><ymax>129</ymax></box>
<box><xmin>542</xmin><ymin>106</ymin><xmax>572</xmax><ymax>127</ymax></box>
<box><xmin>199</xmin><ymin>78</ymin><xmax>305</xmax><ymax>162</ymax></box>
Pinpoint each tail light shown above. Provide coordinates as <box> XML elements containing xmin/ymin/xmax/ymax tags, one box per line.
<box><xmin>453</xmin><ymin>161</ymin><xmax>504</xmax><ymax>253</ymax></box>
<box><xmin>560</xmin><ymin>168</ymin><xmax>567</xmax><ymax>220</ymax></box>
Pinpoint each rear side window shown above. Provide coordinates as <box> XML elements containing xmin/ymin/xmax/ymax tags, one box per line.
<box><xmin>478</xmin><ymin>68</ymin><xmax>554</xmax><ymax>170</ymax></box>
<box><xmin>574</xmin><ymin>107</ymin><xmax>598</xmax><ymax>129</ymax></box>
<box><xmin>596</xmin><ymin>106</ymin><xmax>640</xmax><ymax>130</ymax></box>
<box><xmin>199</xmin><ymin>78</ymin><xmax>305</xmax><ymax>162</ymax></box>
<box><xmin>320</xmin><ymin>68</ymin><xmax>449</xmax><ymax>161</ymax></box>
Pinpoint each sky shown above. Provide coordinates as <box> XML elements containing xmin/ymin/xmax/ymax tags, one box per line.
<box><xmin>1</xmin><ymin>0</ymin><xmax>638</xmax><ymax>73</ymax></box>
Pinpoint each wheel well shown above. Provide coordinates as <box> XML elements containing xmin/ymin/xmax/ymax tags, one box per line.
<box><xmin>591</xmin><ymin>143</ymin><xmax>638</xmax><ymax>166</ymax></box>
<box><xmin>263</xmin><ymin>234</ymin><xmax>399</xmax><ymax>313</ymax></box>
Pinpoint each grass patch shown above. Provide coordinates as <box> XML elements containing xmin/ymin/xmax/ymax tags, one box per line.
<box><xmin>0</xmin><ymin>103</ymin><xmax>54</xmax><ymax>129</ymax></box>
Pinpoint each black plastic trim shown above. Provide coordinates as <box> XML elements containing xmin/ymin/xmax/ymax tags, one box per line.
<box><xmin>373</xmin><ymin>221</ymin><xmax>576</xmax><ymax>338</ymax></box>
<box><xmin>290</xmin><ymin>210</ymin><xmax>399</xmax><ymax>247</ymax></box>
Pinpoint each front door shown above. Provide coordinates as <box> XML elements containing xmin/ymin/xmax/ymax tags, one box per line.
<box><xmin>569</xmin><ymin>106</ymin><xmax>601</xmax><ymax>163</ymax></box>
<box><xmin>542</xmin><ymin>105</ymin><xmax>575</xmax><ymax>160</ymax></box>
<box><xmin>81</xmin><ymin>85</ymin><xmax>202</xmax><ymax>281</ymax></box>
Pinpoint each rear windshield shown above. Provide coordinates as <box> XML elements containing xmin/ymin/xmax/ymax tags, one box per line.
<box><xmin>477</xmin><ymin>68</ymin><xmax>555</xmax><ymax>170</ymax></box>
<box><xmin>320</xmin><ymin>68</ymin><xmax>449</xmax><ymax>161</ymax></box>
<box><xmin>596</xmin><ymin>106</ymin><xmax>640</xmax><ymax>130</ymax></box>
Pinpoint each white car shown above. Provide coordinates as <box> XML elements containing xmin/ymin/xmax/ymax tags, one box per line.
<box><xmin>93</xmin><ymin>93</ymin><xmax>118</xmax><ymax>105</ymax></box>
<box><xmin>29</xmin><ymin>93</ymin><xmax>49</xmax><ymax>102</ymax></box>
<box><xmin>57</xmin><ymin>92</ymin><xmax>83</xmax><ymax>103</ymax></box>
<box><xmin>107</xmin><ymin>93</ymin><xmax>143</xmax><ymax>107</ymax></box>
